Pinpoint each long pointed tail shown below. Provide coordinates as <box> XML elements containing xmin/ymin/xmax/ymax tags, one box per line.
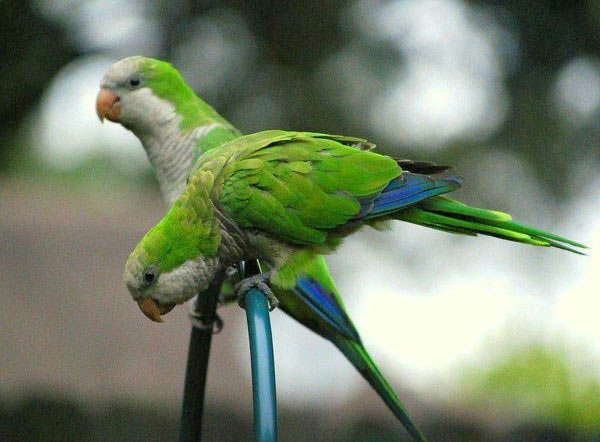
<box><xmin>288</xmin><ymin>256</ymin><xmax>427</xmax><ymax>441</ymax></box>
<box><xmin>332</xmin><ymin>337</ymin><xmax>427</xmax><ymax>442</ymax></box>
<box><xmin>397</xmin><ymin>196</ymin><xmax>587</xmax><ymax>254</ymax></box>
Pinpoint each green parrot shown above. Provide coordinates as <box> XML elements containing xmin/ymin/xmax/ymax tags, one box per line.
<box><xmin>98</xmin><ymin>57</ymin><xmax>585</xmax><ymax>441</ymax></box>
<box><xmin>123</xmin><ymin>130</ymin><xmax>584</xmax><ymax>439</ymax></box>
<box><xmin>97</xmin><ymin>56</ymin><xmax>434</xmax><ymax>439</ymax></box>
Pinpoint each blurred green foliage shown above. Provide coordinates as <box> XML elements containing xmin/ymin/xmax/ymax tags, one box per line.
<box><xmin>465</xmin><ymin>343</ymin><xmax>600</xmax><ymax>432</ymax></box>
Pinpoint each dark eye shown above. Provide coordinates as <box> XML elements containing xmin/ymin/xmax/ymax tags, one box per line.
<box><xmin>128</xmin><ymin>76</ymin><xmax>141</xmax><ymax>87</ymax></box>
<box><xmin>144</xmin><ymin>270</ymin><xmax>155</xmax><ymax>283</ymax></box>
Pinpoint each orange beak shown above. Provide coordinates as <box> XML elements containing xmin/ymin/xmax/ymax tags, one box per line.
<box><xmin>137</xmin><ymin>298</ymin><xmax>176</xmax><ymax>323</ymax></box>
<box><xmin>96</xmin><ymin>88</ymin><xmax>121</xmax><ymax>122</ymax></box>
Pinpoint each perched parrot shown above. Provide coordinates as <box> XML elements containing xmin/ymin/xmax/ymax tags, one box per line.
<box><xmin>123</xmin><ymin>130</ymin><xmax>585</xmax><ymax>439</ymax></box>
<box><xmin>97</xmin><ymin>56</ymin><xmax>433</xmax><ymax>439</ymax></box>
<box><xmin>98</xmin><ymin>57</ymin><xmax>585</xmax><ymax>441</ymax></box>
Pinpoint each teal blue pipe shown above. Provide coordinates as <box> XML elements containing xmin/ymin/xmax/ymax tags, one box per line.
<box><xmin>246</xmin><ymin>287</ymin><xmax>278</xmax><ymax>441</ymax></box>
<box><xmin>241</xmin><ymin>260</ymin><xmax>278</xmax><ymax>441</ymax></box>
<box><xmin>179</xmin><ymin>259</ymin><xmax>277</xmax><ymax>442</ymax></box>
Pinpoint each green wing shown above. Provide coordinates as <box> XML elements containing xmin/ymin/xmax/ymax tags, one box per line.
<box><xmin>200</xmin><ymin>131</ymin><xmax>400</xmax><ymax>245</ymax></box>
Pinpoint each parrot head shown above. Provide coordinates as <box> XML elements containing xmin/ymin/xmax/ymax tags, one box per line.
<box><xmin>123</xmin><ymin>243</ymin><xmax>213</xmax><ymax>323</ymax></box>
<box><xmin>123</xmin><ymin>183</ymin><xmax>221</xmax><ymax>322</ymax></box>
<box><xmin>96</xmin><ymin>56</ymin><xmax>194</xmax><ymax>134</ymax></box>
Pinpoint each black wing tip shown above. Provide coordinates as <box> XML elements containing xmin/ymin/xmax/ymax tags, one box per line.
<box><xmin>397</xmin><ymin>159</ymin><xmax>452</xmax><ymax>175</ymax></box>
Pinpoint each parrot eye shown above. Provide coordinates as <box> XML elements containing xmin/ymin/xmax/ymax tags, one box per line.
<box><xmin>144</xmin><ymin>270</ymin><xmax>155</xmax><ymax>283</ymax></box>
<box><xmin>127</xmin><ymin>76</ymin><xmax>141</xmax><ymax>88</ymax></box>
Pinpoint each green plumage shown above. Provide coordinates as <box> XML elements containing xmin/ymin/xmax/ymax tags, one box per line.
<box><xmin>136</xmin><ymin>129</ymin><xmax>585</xmax><ymax>292</ymax></box>
<box><xmin>107</xmin><ymin>56</ymin><xmax>587</xmax><ymax>442</ymax></box>
<box><xmin>194</xmin><ymin>126</ymin><xmax>243</xmax><ymax>159</ymax></box>
<box><xmin>400</xmin><ymin>196</ymin><xmax>586</xmax><ymax>253</ymax></box>
<box><xmin>132</xmin><ymin>127</ymin><xmax>584</xmax><ymax>442</ymax></box>
<box><xmin>211</xmin><ymin>132</ymin><xmax>399</xmax><ymax>244</ymax></box>
<box><xmin>137</xmin><ymin>57</ymin><xmax>231</xmax><ymax>130</ymax></box>
<box><xmin>133</xmin><ymin>171</ymin><xmax>220</xmax><ymax>272</ymax></box>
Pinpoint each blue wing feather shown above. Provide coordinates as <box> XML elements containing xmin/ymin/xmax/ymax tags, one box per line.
<box><xmin>293</xmin><ymin>276</ymin><xmax>360</xmax><ymax>342</ymax></box>
<box><xmin>367</xmin><ymin>173</ymin><xmax>462</xmax><ymax>218</ymax></box>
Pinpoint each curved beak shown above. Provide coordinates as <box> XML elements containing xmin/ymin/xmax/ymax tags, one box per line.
<box><xmin>96</xmin><ymin>88</ymin><xmax>121</xmax><ymax>122</ymax></box>
<box><xmin>137</xmin><ymin>297</ymin><xmax>176</xmax><ymax>323</ymax></box>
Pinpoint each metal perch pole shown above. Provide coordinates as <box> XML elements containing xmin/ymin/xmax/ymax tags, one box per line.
<box><xmin>179</xmin><ymin>281</ymin><xmax>221</xmax><ymax>442</ymax></box>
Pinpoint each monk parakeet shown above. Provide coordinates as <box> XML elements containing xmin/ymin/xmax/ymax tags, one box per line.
<box><xmin>123</xmin><ymin>129</ymin><xmax>583</xmax><ymax>306</ymax></box>
<box><xmin>97</xmin><ymin>57</ymin><xmax>433</xmax><ymax>440</ymax></box>
<box><xmin>97</xmin><ymin>57</ymin><xmax>585</xmax><ymax>441</ymax></box>
<box><xmin>124</xmin><ymin>130</ymin><xmax>584</xmax><ymax>439</ymax></box>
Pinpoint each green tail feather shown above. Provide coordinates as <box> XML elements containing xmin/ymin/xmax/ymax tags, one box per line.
<box><xmin>332</xmin><ymin>338</ymin><xmax>428</xmax><ymax>442</ymax></box>
<box><xmin>398</xmin><ymin>197</ymin><xmax>587</xmax><ymax>254</ymax></box>
<box><xmin>280</xmin><ymin>256</ymin><xmax>426</xmax><ymax>440</ymax></box>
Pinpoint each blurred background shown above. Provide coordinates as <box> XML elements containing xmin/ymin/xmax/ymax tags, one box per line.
<box><xmin>1</xmin><ymin>0</ymin><xmax>599</xmax><ymax>440</ymax></box>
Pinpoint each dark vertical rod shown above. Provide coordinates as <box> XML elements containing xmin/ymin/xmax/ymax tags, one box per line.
<box><xmin>178</xmin><ymin>282</ymin><xmax>221</xmax><ymax>442</ymax></box>
<box><xmin>240</xmin><ymin>260</ymin><xmax>278</xmax><ymax>442</ymax></box>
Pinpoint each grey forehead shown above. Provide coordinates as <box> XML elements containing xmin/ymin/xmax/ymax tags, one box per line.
<box><xmin>100</xmin><ymin>57</ymin><xmax>142</xmax><ymax>88</ymax></box>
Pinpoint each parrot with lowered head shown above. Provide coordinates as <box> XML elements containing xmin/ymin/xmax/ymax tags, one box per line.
<box><xmin>124</xmin><ymin>130</ymin><xmax>585</xmax><ymax>440</ymax></box>
<box><xmin>97</xmin><ymin>56</ymin><xmax>434</xmax><ymax>440</ymax></box>
<box><xmin>123</xmin><ymin>129</ymin><xmax>584</xmax><ymax>316</ymax></box>
<box><xmin>98</xmin><ymin>57</ymin><xmax>585</xmax><ymax>442</ymax></box>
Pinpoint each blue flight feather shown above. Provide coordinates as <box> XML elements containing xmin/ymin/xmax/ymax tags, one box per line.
<box><xmin>293</xmin><ymin>276</ymin><xmax>360</xmax><ymax>342</ymax></box>
<box><xmin>368</xmin><ymin>173</ymin><xmax>462</xmax><ymax>218</ymax></box>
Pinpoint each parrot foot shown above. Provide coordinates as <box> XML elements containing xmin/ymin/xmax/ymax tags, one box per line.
<box><xmin>188</xmin><ymin>297</ymin><xmax>224</xmax><ymax>334</ymax></box>
<box><xmin>235</xmin><ymin>272</ymin><xmax>279</xmax><ymax>311</ymax></box>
